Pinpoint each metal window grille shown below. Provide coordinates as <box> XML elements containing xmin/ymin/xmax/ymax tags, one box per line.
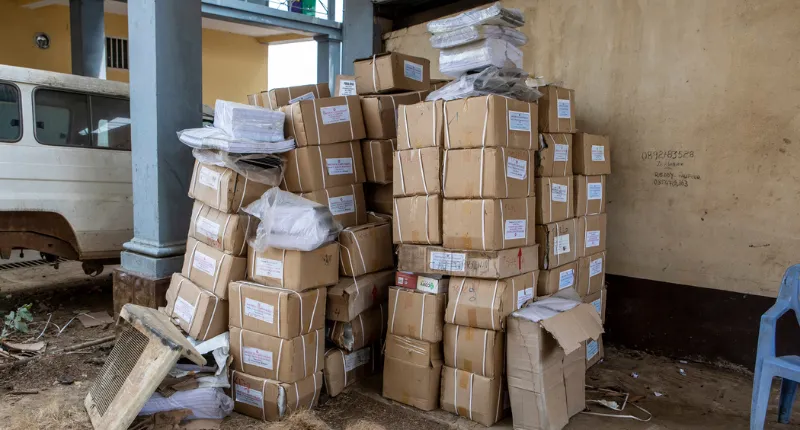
<box><xmin>106</xmin><ymin>37</ymin><xmax>129</xmax><ymax>70</ymax></box>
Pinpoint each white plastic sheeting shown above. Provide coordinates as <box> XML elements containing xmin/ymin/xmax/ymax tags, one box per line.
<box><xmin>213</xmin><ymin>100</ymin><xmax>286</xmax><ymax>143</ymax></box>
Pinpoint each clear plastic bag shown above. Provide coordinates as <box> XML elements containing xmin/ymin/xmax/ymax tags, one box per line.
<box><xmin>430</xmin><ymin>25</ymin><xmax>527</xmax><ymax>49</ymax></box>
<box><xmin>439</xmin><ymin>38</ymin><xmax>523</xmax><ymax>77</ymax></box>
<box><xmin>427</xmin><ymin>2</ymin><xmax>525</xmax><ymax>34</ymax></box>
<box><xmin>426</xmin><ymin>66</ymin><xmax>543</xmax><ymax>103</ymax></box>
<box><xmin>192</xmin><ymin>149</ymin><xmax>285</xmax><ymax>187</ymax></box>
<box><xmin>138</xmin><ymin>388</ymin><xmax>233</xmax><ymax>420</ymax></box>
<box><xmin>177</xmin><ymin>126</ymin><xmax>295</xmax><ymax>154</ymax></box>
<box><xmin>213</xmin><ymin>100</ymin><xmax>286</xmax><ymax>143</ymax></box>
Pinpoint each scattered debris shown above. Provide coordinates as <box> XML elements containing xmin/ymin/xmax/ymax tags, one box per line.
<box><xmin>2</xmin><ymin>304</ymin><xmax>33</xmax><ymax>339</ymax></box>
<box><xmin>583</xmin><ymin>386</ymin><xmax>653</xmax><ymax>421</ymax></box>
<box><xmin>9</xmin><ymin>389</ymin><xmax>39</xmax><ymax>395</ymax></box>
<box><xmin>3</xmin><ymin>341</ymin><xmax>46</xmax><ymax>353</ymax></box>
<box><xmin>631</xmin><ymin>372</ymin><xmax>639</xmax><ymax>379</ymax></box>
<box><xmin>6</xmin><ymin>399</ymin><xmax>90</xmax><ymax>430</ymax></box>
<box><xmin>679</xmin><ymin>360</ymin><xmax>688</xmax><ymax>364</ymax></box>
<box><xmin>77</xmin><ymin>311</ymin><xmax>114</xmax><ymax>328</ymax></box>
<box><xmin>654</xmin><ymin>391</ymin><xmax>664</xmax><ymax>397</ymax></box>
<box><xmin>61</xmin><ymin>334</ymin><xmax>116</xmax><ymax>352</ymax></box>
<box><xmin>679</xmin><ymin>368</ymin><xmax>687</xmax><ymax>377</ymax></box>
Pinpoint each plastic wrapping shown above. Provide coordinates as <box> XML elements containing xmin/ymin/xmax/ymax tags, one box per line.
<box><xmin>439</xmin><ymin>38</ymin><xmax>523</xmax><ymax>77</ymax></box>
<box><xmin>427</xmin><ymin>2</ymin><xmax>524</xmax><ymax>34</ymax></box>
<box><xmin>426</xmin><ymin>66</ymin><xmax>542</xmax><ymax>103</ymax></box>
<box><xmin>138</xmin><ymin>388</ymin><xmax>234</xmax><ymax>420</ymax></box>
<box><xmin>243</xmin><ymin>188</ymin><xmax>342</xmax><ymax>252</ymax></box>
<box><xmin>430</xmin><ymin>25</ymin><xmax>527</xmax><ymax>49</ymax></box>
<box><xmin>192</xmin><ymin>149</ymin><xmax>284</xmax><ymax>187</ymax></box>
<box><xmin>177</xmin><ymin>126</ymin><xmax>295</xmax><ymax>154</ymax></box>
<box><xmin>213</xmin><ymin>100</ymin><xmax>286</xmax><ymax>142</ymax></box>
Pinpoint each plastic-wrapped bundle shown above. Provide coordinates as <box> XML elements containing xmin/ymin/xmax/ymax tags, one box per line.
<box><xmin>177</xmin><ymin>127</ymin><xmax>295</xmax><ymax>154</ymax></box>
<box><xmin>138</xmin><ymin>388</ymin><xmax>234</xmax><ymax>420</ymax></box>
<box><xmin>426</xmin><ymin>66</ymin><xmax>542</xmax><ymax>103</ymax></box>
<box><xmin>439</xmin><ymin>38</ymin><xmax>523</xmax><ymax>77</ymax></box>
<box><xmin>430</xmin><ymin>25</ymin><xmax>527</xmax><ymax>49</ymax></box>
<box><xmin>213</xmin><ymin>100</ymin><xmax>286</xmax><ymax>143</ymax></box>
<box><xmin>427</xmin><ymin>2</ymin><xmax>524</xmax><ymax>34</ymax></box>
<box><xmin>192</xmin><ymin>149</ymin><xmax>285</xmax><ymax>187</ymax></box>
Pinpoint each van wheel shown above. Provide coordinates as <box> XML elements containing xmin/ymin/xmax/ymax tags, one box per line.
<box><xmin>82</xmin><ymin>261</ymin><xmax>105</xmax><ymax>277</ymax></box>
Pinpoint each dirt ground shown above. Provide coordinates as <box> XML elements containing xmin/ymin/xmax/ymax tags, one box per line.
<box><xmin>1</xmin><ymin>263</ymin><xmax>798</xmax><ymax>430</ymax></box>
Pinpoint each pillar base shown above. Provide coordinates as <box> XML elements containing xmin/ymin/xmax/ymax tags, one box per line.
<box><xmin>112</xmin><ymin>267</ymin><xmax>171</xmax><ymax>318</ymax></box>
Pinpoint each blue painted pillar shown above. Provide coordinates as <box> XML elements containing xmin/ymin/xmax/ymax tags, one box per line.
<box><xmin>315</xmin><ymin>35</ymin><xmax>340</xmax><ymax>90</ymax></box>
<box><xmin>341</xmin><ymin>0</ymin><xmax>378</xmax><ymax>75</ymax></box>
<box><xmin>69</xmin><ymin>0</ymin><xmax>106</xmax><ymax>78</ymax></box>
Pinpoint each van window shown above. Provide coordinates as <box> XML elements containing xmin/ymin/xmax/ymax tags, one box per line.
<box><xmin>0</xmin><ymin>83</ymin><xmax>21</xmax><ymax>142</ymax></box>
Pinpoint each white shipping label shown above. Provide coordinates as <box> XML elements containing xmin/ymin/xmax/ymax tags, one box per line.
<box><xmin>245</xmin><ymin>298</ymin><xmax>275</xmax><ymax>324</ymax></box>
<box><xmin>557</xmin><ymin>99</ymin><xmax>571</xmax><ymax>119</ymax></box>
<box><xmin>173</xmin><ymin>296</ymin><xmax>196</xmax><ymax>324</ymax></box>
<box><xmin>344</xmin><ymin>347</ymin><xmax>372</xmax><ymax>372</ymax></box>
<box><xmin>288</xmin><ymin>92</ymin><xmax>315</xmax><ymax>104</ymax></box>
<box><xmin>516</xmin><ymin>288</ymin><xmax>534</xmax><ymax>310</ymax></box>
<box><xmin>589</xmin><ymin>258</ymin><xmax>604</xmax><ymax>277</ymax></box>
<box><xmin>429</xmin><ymin>251</ymin><xmax>466</xmax><ymax>272</ymax></box>
<box><xmin>592</xmin><ymin>297</ymin><xmax>602</xmax><ymax>315</ymax></box>
<box><xmin>329</xmin><ymin>194</ymin><xmax>356</xmax><ymax>215</ymax></box>
<box><xmin>504</xmin><ymin>219</ymin><xmax>527</xmax><ymax>240</ymax></box>
<box><xmin>320</xmin><ymin>105</ymin><xmax>351</xmax><ymax>125</ymax></box>
<box><xmin>192</xmin><ymin>251</ymin><xmax>217</xmax><ymax>276</ymax></box>
<box><xmin>403</xmin><ymin>60</ymin><xmax>424</xmax><ymax>82</ymax></box>
<box><xmin>553</xmin><ymin>144</ymin><xmax>569</xmax><ymax>162</ymax></box>
<box><xmin>585</xmin><ymin>230</ymin><xmax>601</xmax><ymax>248</ymax></box>
<box><xmin>508</xmin><ymin>111</ymin><xmax>531</xmax><ymax>132</ymax></box>
<box><xmin>558</xmin><ymin>268</ymin><xmax>575</xmax><ymax>290</ymax></box>
<box><xmin>235</xmin><ymin>383</ymin><xmax>264</xmax><ymax>409</ymax></box>
<box><xmin>326</xmin><ymin>157</ymin><xmax>354</xmax><ymax>176</ymax></box>
<box><xmin>551</xmin><ymin>183</ymin><xmax>568</xmax><ymax>203</ymax></box>
<box><xmin>195</xmin><ymin>216</ymin><xmax>221</xmax><ymax>240</ymax></box>
<box><xmin>554</xmin><ymin>234</ymin><xmax>571</xmax><ymax>255</ymax></box>
<box><xmin>198</xmin><ymin>167</ymin><xmax>221</xmax><ymax>190</ymax></box>
<box><xmin>338</xmin><ymin>79</ymin><xmax>357</xmax><ymax>96</ymax></box>
<box><xmin>506</xmin><ymin>157</ymin><xmax>527</xmax><ymax>180</ymax></box>
<box><xmin>243</xmin><ymin>346</ymin><xmax>274</xmax><ymax>370</ymax></box>
<box><xmin>255</xmin><ymin>257</ymin><xmax>283</xmax><ymax>280</ymax></box>
<box><xmin>586</xmin><ymin>340</ymin><xmax>599</xmax><ymax>360</ymax></box>
<box><xmin>591</xmin><ymin>145</ymin><xmax>606</xmax><ymax>161</ymax></box>
<box><xmin>588</xmin><ymin>183</ymin><xmax>603</xmax><ymax>200</ymax></box>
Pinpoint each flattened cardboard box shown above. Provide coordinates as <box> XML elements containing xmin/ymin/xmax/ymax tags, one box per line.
<box><xmin>281</xmin><ymin>96</ymin><xmax>366</xmax><ymax>146</ymax></box>
<box><xmin>440</xmin><ymin>366</ymin><xmax>505</xmax><ymax>427</ymax></box>
<box><xmin>299</xmin><ymin>183</ymin><xmax>367</xmax><ymax>228</ymax></box>
<box><xmin>573</xmin><ymin>133</ymin><xmax>611</xmax><ymax>175</ymax></box>
<box><xmin>574</xmin><ymin>175</ymin><xmax>606</xmax><ymax>217</ymax></box>
<box><xmin>535</xmin><ymin>218</ymin><xmax>578</xmax><ymax>270</ymax></box>
<box><xmin>585</xmin><ymin>336</ymin><xmax>604</xmax><ymax>369</ymax></box>
<box><xmin>164</xmin><ymin>273</ymin><xmax>228</xmax><ymax>341</ymax></box>
<box><xmin>537</xmin><ymin>261</ymin><xmax>579</xmax><ymax>297</ymax></box>
<box><xmin>393</xmin><ymin>195</ymin><xmax>442</xmax><ymax>245</ymax></box>
<box><xmin>394</xmin><ymin>147</ymin><xmax>442</xmax><ymax>197</ymax></box>
<box><xmin>334</xmin><ymin>75</ymin><xmax>357</xmax><ymax>97</ymax></box>
<box><xmin>583</xmin><ymin>288</ymin><xmax>607</xmax><ymax>324</ymax></box>
<box><xmin>182</xmin><ymin>237</ymin><xmax>246</xmax><ymax>299</ymax></box>
<box><xmin>388</xmin><ymin>287</ymin><xmax>446</xmax><ymax>343</ymax></box>
<box><xmin>538</xmin><ymin>85</ymin><xmax>576</xmax><ymax>133</ymax></box>
<box><xmin>361</xmin><ymin>92</ymin><xmax>428</xmax><ymax>139</ymax></box>
<box><xmin>354</xmin><ymin>52</ymin><xmax>431</xmax><ymax>94</ymax></box>
<box><xmin>327</xmin><ymin>270</ymin><xmax>392</xmax><ymax>322</ymax></box>
<box><xmin>327</xmin><ymin>304</ymin><xmax>386</xmax><ymax>352</ymax></box>
<box><xmin>230</xmin><ymin>326</ymin><xmax>323</xmax><ymax>383</ymax></box>
<box><xmin>383</xmin><ymin>334</ymin><xmax>443</xmax><ymax>411</ymax></box>
<box><xmin>364</xmin><ymin>182</ymin><xmax>392</xmax><ymax>214</ymax></box>
<box><xmin>338</xmin><ymin>223</ymin><xmax>394</xmax><ymax>277</ymax></box>
<box><xmin>247</xmin><ymin>242</ymin><xmax>339</xmax><ymax>292</ymax></box>
<box><xmin>188</xmin><ymin>161</ymin><xmax>272</xmax><ymax>213</ymax></box>
<box><xmin>397</xmin><ymin>244</ymin><xmax>539</xmax><ymax>279</ymax></box>
<box><xmin>282</xmin><ymin>141</ymin><xmax>366</xmax><ymax>193</ymax></box>
<box><xmin>536</xmin><ymin>133</ymin><xmax>573</xmax><ymax>177</ymax></box>
<box><xmin>443</xmin><ymin>95</ymin><xmax>537</xmax><ymax>150</ymax></box>
<box><xmin>362</xmin><ymin>139</ymin><xmax>396</xmax><ymax>184</ymax></box>
<box><xmin>443</xmin><ymin>197</ymin><xmax>535</xmax><ymax>251</ymax></box>
<box><xmin>443</xmin><ymin>324</ymin><xmax>504</xmax><ymax>378</ymax></box>
<box><xmin>266</xmin><ymin>83</ymin><xmax>330</xmax><ymax>109</ymax></box>
<box><xmin>446</xmin><ymin>271</ymin><xmax>538</xmax><ymax>331</ymax></box>
<box><xmin>576</xmin><ymin>214</ymin><xmax>607</xmax><ymax>258</ymax></box>
<box><xmin>576</xmin><ymin>251</ymin><xmax>605</xmax><ymax>297</ymax></box>
<box><xmin>397</xmin><ymin>100</ymin><xmax>444</xmax><ymax>150</ymax></box>
<box><xmin>229</xmin><ymin>281</ymin><xmax>326</xmax><ymax>339</ymax></box>
<box><xmin>534</xmin><ymin>176</ymin><xmax>574</xmax><ymax>224</ymax></box>
<box><xmin>443</xmin><ymin>148</ymin><xmax>533</xmax><ymax>199</ymax></box>
<box><xmin>188</xmin><ymin>201</ymin><xmax>255</xmax><ymax>257</ymax></box>
<box><xmin>324</xmin><ymin>346</ymin><xmax>378</xmax><ymax>397</ymax></box>
<box><xmin>231</xmin><ymin>370</ymin><xmax>322</xmax><ymax>422</ymax></box>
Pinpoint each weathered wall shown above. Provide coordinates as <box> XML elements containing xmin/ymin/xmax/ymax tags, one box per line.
<box><xmin>386</xmin><ymin>0</ymin><xmax>800</xmax><ymax>297</ymax></box>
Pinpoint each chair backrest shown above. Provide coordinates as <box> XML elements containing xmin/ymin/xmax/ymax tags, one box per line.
<box><xmin>778</xmin><ymin>265</ymin><xmax>800</xmax><ymax>326</ymax></box>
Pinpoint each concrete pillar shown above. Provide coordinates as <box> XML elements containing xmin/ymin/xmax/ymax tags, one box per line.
<box><xmin>341</xmin><ymin>0</ymin><xmax>379</xmax><ymax>75</ymax></box>
<box><xmin>315</xmin><ymin>35</ymin><xmax>341</xmax><ymax>91</ymax></box>
<box><xmin>69</xmin><ymin>0</ymin><xmax>106</xmax><ymax>78</ymax></box>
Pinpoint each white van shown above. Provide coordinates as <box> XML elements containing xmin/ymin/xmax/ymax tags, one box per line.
<box><xmin>0</xmin><ymin>65</ymin><xmax>132</xmax><ymax>271</ymax></box>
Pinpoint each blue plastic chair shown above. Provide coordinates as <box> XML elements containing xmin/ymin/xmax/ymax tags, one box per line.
<box><xmin>751</xmin><ymin>265</ymin><xmax>800</xmax><ymax>429</ymax></box>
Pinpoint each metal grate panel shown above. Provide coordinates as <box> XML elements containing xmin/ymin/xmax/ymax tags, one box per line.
<box><xmin>89</xmin><ymin>324</ymin><xmax>148</xmax><ymax>416</ymax></box>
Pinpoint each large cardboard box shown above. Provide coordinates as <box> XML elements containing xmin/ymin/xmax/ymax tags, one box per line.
<box><xmin>182</xmin><ymin>237</ymin><xmax>246</xmax><ymax>299</ymax></box>
<box><xmin>396</xmin><ymin>100</ymin><xmax>444</xmax><ymax>150</ymax></box>
<box><xmin>397</xmin><ymin>244</ymin><xmax>539</xmax><ymax>279</ymax></box>
<box><xmin>573</xmin><ymin>133</ymin><xmax>611</xmax><ymax>175</ymax></box>
<box><xmin>323</xmin><ymin>346</ymin><xmax>378</xmax><ymax>397</ymax></box>
<box><xmin>576</xmin><ymin>214</ymin><xmax>607</xmax><ymax>258</ymax></box>
<box><xmin>576</xmin><ymin>251</ymin><xmax>606</xmax><ymax>297</ymax></box>
<box><xmin>188</xmin><ymin>201</ymin><xmax>255</xmax><ymax>257</ymax></box>
<box><xmin>538</xmin><ymin>85</ymin><xmax>576</xmax><ymax>133</ymax></box>
<box><xmin>228</xmin><ymin>281</ymin><xmax>325</xmax><ymax>339</ymax></box>
<box><xmin>536</xmin><ymin>133</ymin><xmax>573</xmax><ymax>177</ymax></box>
<box><xmin>393</xmin><ymin>195</ymin><xmax>442</xmax><ymax>245</ymax></box>
<box><xmin>440</xmin><ymin>366</ymin><xmax>505</xmax><ymax>426</ymax></box>
<box><xmin>230</xmin><ymin>326</ymin><xmax>323</xmax><ymax>383</ymax></box>
<box><xmin>334</xmin><ymin>75</ymin><xmax>357</xmax><ymax>97</ymax></box>
<box><xmin>281</xmin><ymin>96</ymin><xmax>366</xmax><ymax>146</ymax></box>
<box><xmin>446</xmin><ymin>272</ymin><xmax>538</xmax><ymax>331</ymax></box>
<box><xmin>535</xmin><ymin>218</ymin><xmax>578</xmax><ymax>270</ymax></box>
<box><xmin>443</xmin><ymin>148</ymin><xmax>533</xmax><ymax>199</ymax></box>
<box><xmin>442</xmin><ymin>95</ymin><xmax>537</xmax><ymax>149</ymax></box>
<box><xmin>231</xmin><ymin>370</ymin><xmax>322</xmax><ymax>422</ymax></box>
<box><xmin>387</xmin><ymin>287</ymin><xmax>446</xmax><ymax>342</ymax></box>
<box><xmin>443</xmin><ymin>324</ymin><xmax>504</xmax><ymax>378</ymax></box>
<box><xmin>383</xmin><ymin>334</ymin><xmax>443</xmax><ymax>411</ymax></box>
<box><xmin>282</xmin><ymin>141</ymin><xmax>366</xmax><ymax>193</ymax></box>
<box><xmin>393</xmin><ymin>147</ymin><xmax>442</xmax><ymax>197</ymax></box>
<box><xmin>328</xmin><ymin>304</ymin><xmax>386</xmax><ymax>352</ymax></box>
<box><xmin>443</xmin><ymin>197</ymin><xmax>535</xmax><ymax>251</ymax></box>
<box><xmin>338</xmin><ymin>223</ymin><xmax>393</xmax><ymax>277</ymax></box>
<box><xmin>564</xmin><ymin>346</ymin><xmax>588</xmax><ymax>417</ymax></box>
<box><xmin>354</xmin><ymin>52</ymin><xmax>431</xmax><ymax>94</ymax></box>
<box><xmin>362</xmin><ymin>139</ymin><xmax>396</xmax><ymax>184</ymax></box>
<box><xmin>164</xmin><ymin>273</ymin><xmax>227</xmax><ymax>341</ymax></box>
<box><xmin>534</xmin><ymin>177</ymin><xmax>574</xmax><ymax>224</ymax></box>
<box><xmin>327</xmin><ymin>270</ymin><xmax>393</xmax><ymax>322</ymax></box>
<box><xmin>585</xmin><ymin>336</ymin><xmax>604</xmax><ymax>369</ymax></box>
<box><xmin>361</xmin><ymin>92</ymin><xmax>428</xmax><ymax>139</ymax></box>
<box><xmin>188</xmin><ymin>161</ymin><xmax>272</xmax><ymax>213</ymax></box>
<box><xmin>246</xmin><ymin>243</ymin><xmax>339</xmax><ymax>292</ymax></box>
<box><xmin>537</xmin><ymin>261</ymin><xmax>579</xmax><ymax>297</ymax></box>
<box><xmin>364</xmin><ymin>183</ymin><xmax>392</xmax><ymax>214</ymax></box>
<box><xmin>574</xmin><ymin>175</ymin><xmax>606</xmax><ymax>217</ymax></box>
<box><xmin>266</xmin><ymin>83</ymin><xmax>330</xmax><ymax>109</ymax></box>
<box><xmin>583</xmin><ymin>288</ymin><xmax>607</xmax><ymax>324</ymax></box>
<box><xmin>299</xmin><ymin>184</ymin><xmax>367</xmax><ymax>228</ymax></box>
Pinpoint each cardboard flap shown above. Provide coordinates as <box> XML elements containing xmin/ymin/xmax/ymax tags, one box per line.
<box><xmin>343</xmin><ymin>222</ymin><xmax>383</xmax><ymax>234</ymax></box>
<box><xmin>539</xmin><ymin>304</ymin><xmax>603</xmax><ymax>355</ymax></box>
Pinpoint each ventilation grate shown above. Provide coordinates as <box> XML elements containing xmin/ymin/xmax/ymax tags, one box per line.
<box><xmin>89</xmin><ymin>324</ymin><xmax>148</xmax><ymax>416</ymax></box>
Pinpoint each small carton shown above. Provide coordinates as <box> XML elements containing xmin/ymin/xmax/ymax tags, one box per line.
<box><xmin>182</xmin><ymin>237</ymin><xmax>246</xmax><ymax>299</ymax></box>
<box><xmin>327</xmin><ymin>304</ymin><xmax>386</xmax><ymax>352</ymax></box>
<box><xmin>299</xmin><ymin>183</ymin><xmax>367</xmax><ymax>228</ymax></box>
<box><xmin>393</xmin><ymin>147</ymin><xmax>443</xmax><ymax>197</ymax></box>
<box><xmin>334</xmin><ymin>75</ymin><xmax>358</xmax><ymax>97</ymax></box>
<box><xmin>535</xmin><ymin>218</ymin><xmax>578</xmax><ymax>269</ymax></box>
<box><xmin>585</xmin><ymin>336</ymin><xmax>604</xmax><ymax>369</ymax></box>
<box><xmin>442</xmin><ymin>95</ymin><xmax>537</xmax><ymax>150</ymax></box>
<box><xmin>534</xmin><ymin>176</ymin><xmax>575</xmax><ymax>224</ymax></box>
<box><xmin>361</xmin><ymin>92</ymin><xmax>428</xmax><ymax>139</ymax></box>
<box><xmin>231</xmin><ymin>370</ymin><xmax>322</xmax><ymax>422</ymax></box>
<box><xmin>397</xmin><ymin>244</ymin><xmax>539</xmax><ymax>279</ymax></box>
<box><xmin>188</xmin><ymin>201</ymin><xmax>255</xmax><ymax>257</ymax></box>
<box><xmin>265</xmin><ymin>83</ymin><xmax>331</xmax><ymax>109</ymax></box>
<box><xmin>573</xmin><ymin>133</ymin><xmax>611</xmax><ymax>175</ymax></box>
<box><xmin>443</xmin><ymin>197</ymin><xmax>536</xmax><ymax>251</ymax></box>
<box><xmin>327</xmin><ymin>270</ymin><xmax>393</xmax><ymax>322</ymax></box>
<box><xmin>362</xmin><ymin>139</ymin><xmax>396</xmax><ymax>184</ymax></box>
<box><xmin>537</xmin><ymin>261</ymin><xmax>579</xmax><ymax>297</ymax></box>
<box><xmin>354</xmin><ymin>52</ymin><xmax>431</xmax><ymax>94</ymax></box>
<box><xmin>282</xmin><ymin>141</ymin><xmax>366</xmax><ymax>193</ymax></box>
<box><xmin>536</xmin><ymin>133</ymin><xmax>573</xmax><ymax>177</ymax></box>
<box><xmin>395</xmin><ymin>271</ymin><xmax>449</xmax><ymax>294</ymax></box>
<box><xmin>576</xmin><ymin>214</ymin><xmax>607</xmax><ymax>258</ymax></box>
<box><xmin>230</xmin><ymin>326</ymin><xmax>324</xmax><ymax>383</ymax></box>
<box><xmin>323</xmin><ymin>346</ymin><xmax>378</xmax><ymax>397</ymax></box>
<box><xmin>188</xmin><ymin>161</ymin><xmax>272</xmax><ymax>213</ymax></box>
<box><xmin>396</xmin><ymin>100</ymin><xmax>444</xmax><ymax>150</ymax></box>
<box><xmin>446</xmin><ymin>271</ymin><xmax>538</xmax><ymax>331</ymax></box>
<box><xmin>440</xmin><ymin>366</ymin><xmax>505</xmax><ymax>426</ymax></box>
<box><xmin>443</xmin><ymin>324</ymin><xmax>504</xmax><ymax>378</ymax></box>
<box><xmin>387</xmin><ymin>287</ymin><xmax>446</xmax><ymax>342</ymax></box>
<box><xmin>576</xmin><ymin>251</ymin><xmax>606</xmax><ymax>297</ymax></box>
<box><xmin>364</xmin><ymin>183</ymin><xmax>393</xmax><ymax>214</ymax></box>
<box><xmin>247</xmin><ymin>93</ymin><xmax>264</xmax><ymax>107</ymax></box>
<box><xmin>574</xmin><ymin>175</ymin><xmax>606</xmax><ymax>216</ymax></box>
<box><xmin>246</xmin><ymin>243</ymin><xmax>339</xmax><ymax>292</ymax></box>
<box><xmin>228</xmin><ymin>281</ymin><xmax>326</xmax><ymax>339</ymax></box>
<box><xmin>338</xmin><ymin>223</ymin><xmax>394</xmax><ymax>277</ymax></box>
<box><xmin>281</xmin><ymin>96</ymin><xmax>366</xmax><ymax>146</ymax></box>
<box><xmin>393</xmin><ymin>195</ymin><xmax>442</xmax><ymax>245</ymax></box>
<box><xmin>583</xmin><ymin>288</ymin><xmax>607</xmax><ymax>324</ymax></box>
<box><xmin>383</xmin><ymin>334</ymin><xmax>443</xmax><ymax>411</ymax></box>
<box><xmin>443</xmin><ymin>148</ymin><xmax>533</xmax><ymax>199</ymax></box>
<box><xmin>164</xmin><ymin>273</ymin><xmax>228</xmax><ymax>341</ymax></box>
<box><xmin>538</xmin><ymin>85</ymin><xmax>576</xmax><ymax>133</ymax></box>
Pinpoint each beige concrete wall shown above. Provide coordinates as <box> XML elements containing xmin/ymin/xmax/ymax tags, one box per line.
<box><xmin>386</xmin><ymin>0</ymin><xmax>800</xmax><ymax>297</ymax></box>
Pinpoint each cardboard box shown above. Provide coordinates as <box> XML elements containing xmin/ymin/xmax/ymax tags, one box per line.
<box><xmin>396</xmin><ymin>100</ymin><xmax>444</xmax><ymax>150</ymax></box>
<box><xmin>536</xmin><ymin>133</ymin><xmax>573</xmax><ymax>177</ymax></box>
<box><xmin>362</xmin><ymin>139</ymin><xmax>396</xmax><ymax>184</ymax></box>
<box><xmin>324</xmin><ymin>346</ymin><xmax>378</xmax><ymax>397</ymax></box>
<box><xmin>564</xmin><ymin>345</ymin><xmax>588</xmax><ymax>417</ymax></box>
<box><xmin>583</xmin><ymin>288</ymin><xmax>606</xmax><ymax>324</ymax></box>
<box><xmin>281</xmin><ymin>96</ymin><xmax>366</xmax><ymax>147</ymax></box>
<box><xmin>397</xmin><ymin>244</ymin><xmax>539</xmax><ymax>279</ymax></box>
<box><xmin>364</xmin><ymin>183</ymin><xmax>392</xmax><ymax>214</ymax></box>
<box><xmin>188</xmin><ymin>161</ymin><xmax>272</xmax><ymax>213</ymax></box>
<box><xmin>440</xmin><ymin>366</ymin><xmax>505</xmax><ymax>426</ymax></box>
<box><xmin>188</xmin><ymin>201</ymin><xmax>255</xmax><ymax>257</ymax></box>
<box><xmin>354</xmin><ymin>52</ymin><xmax>431</xmax><ymax>94</ymax></box>
<box><xmin>535</xmin><ymin>218</ymin><xmax>578</xmax><ymax>270</ymax></box>
<box><xmin>327</xmin><ymin>304</ymin><xmax>386</xmax><ymax>352</ymax></box>
<box><xmin>574</xmin><ymin>175</ymin><xmax>606</xmax><ymax>216</ymax></box>
<box><xmin>338</xmin><ymin>223</ymin><xmax>394</xmax><ymax>276</ymax></box>
<box><xmin>446</xmin><ymin>271</ymin><xmax>538</xmax><ymax>331</ymax></box>
<box><xmin>442</xmin><ymin>95</ymin><xmax>537</xmax><ymax>150</ymax></box>
<box><xmin>282</xmin><ymin>141</ymin><xmax>366</xmax><ymax>193</ymax></box>
<box><xmin>538</xmin><ymin>85</ymin><xmax>576</xmax><ymax>133</ymax></box>
<box><xmin>361</xmin><ymin>92</ymin><xmax>428</xmax><ymax>139</ymax></box>
<box><xmin>393</xmin><ymin>147</ymin><xmax>442</xmax><ymax>197</ymax></box>
<box><xmin>231</xmin><ymin>370</ymin><xmax>322</xmax><ymax>422</ymax></box>
<box><xmin>430</xmin><ymin>79</ymin><xmax>450</xmax><ymax>91</ymax></box>
<box><xmin>576</xmin><ymin>214</ymin><xmax>607</xmax><ymax>258</ymax></box>
<box><xmin>246</xmin><ymin>242</ymin><xmax>339</xmax><ymax>292</ymax></box>
<box><xmin>443</xmin><ymin>324</ymin><xmax>504</xmax><ymax>378</ymax></box>
<box><xmin>230</xmin><ymin>326</ymin><xmax>324</xmax><ymax>383</ymax></box>
<box><xmin>392</xmin><ymin>195</ymin><xmax>442</xmax><ymax>245</ymax></box>
<box><xmin>383</xmin><ymin>334</ymin><xmax>443</xmax><ymax>411</ymax></box>
<box><xmin>395</xmin><ymin>272</ymin><xmax>449</xmax><ymax>294</ymax></box>
<box><xmin>537</xmin><ymin>261</ymin><xmax>579</xmax><ymax>297</ymax></box>
<box><xmin>228</xmin><ymin>281</ymin><xmax>326</xmax><ymax>339</ymax></box>
<box><xmin>182</xmin><ymin>237</ymin><xmax>246</xmax><ymax>299</ymax></box>
<box><xmin>573</xmin><ymin>133</ymin><xmax>611</xmax><ymax>175</ymax></box>
<box><xmin>164</xmin><ymin>273</ymin><xmax>228</xmax><ymax>341</ymax></box>
<box><xmin>334</xmin><ymin>75</ymin><xmax>357</xmax><ymax>97</ymax></box>
<box><xmin>247</xmin><ymin>93</ymin><xmax>264</xmax><ymax>107</ymax></box>
<box><xmin>534</xmin><ymin>177</ymin><xmax>575</xmax><ymax>224</ymax></box>
<box><xmin>585</xmin><ymin>336</ymin><xmax>604</xmax><ymax>369</ymax></box>
<box><xmin>576</xmin><ymin>251</ymin><xmax>606</xmax><ymax>297</ymax></box>
<box><xmin>327</xmin><ymin>270</ymin><xmax>393</xmax><ymax>322</ymax></box>
<box><xmin>387</xmin><ymin>287</ymin><xmax>446</xmax><ymax>342</ymax></box>
<box><xmin>264</xmin><ymin>83</ymin><xmax>330</xmax><ymax>109</ymax></box>
<box><xmin>443</xmin><ymin>197</ymin><xmax>536</xmax><ymax>251</ymax></box>
<box><xmin>367</xmin><ymin>211</ymin><xmax>392</xmax><ymax>224</ymax></box>
<box><xmin>443</xmin><ymin>148</ymin><xmax>533</xmax><ymax>199</ymax></box>
<box><xmin>299</xmin><ymin>183</ymin><xmax>367</xmax><ymax>228</ymax></box>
